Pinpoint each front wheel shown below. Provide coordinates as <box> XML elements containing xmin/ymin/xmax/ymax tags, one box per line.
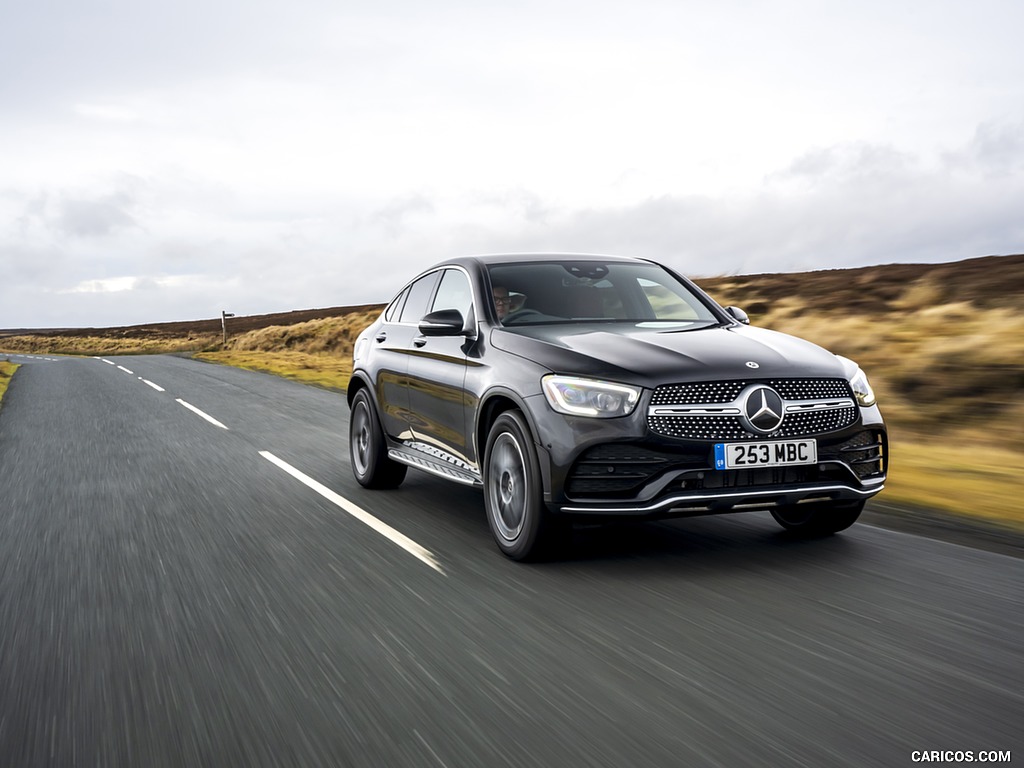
<box><xmin>483</xmin><ymin>411</ymin><xmax>567</xmax><ymax>561</ymax></box>
<box><xmin>770</xmin><ymin>499</ymin><xmax>865</xmax><ymax>536</ymax></box>
<box><xmin>349</xmin><ymin>388</ymin><xmax>407</xmax><ymax>489</ymax></box>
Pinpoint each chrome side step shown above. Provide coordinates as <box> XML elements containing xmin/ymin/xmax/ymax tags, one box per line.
<box><xmin>388</xmin><ymin>447</ymin><xmax>482</xmax><ymax>487</ymax></box>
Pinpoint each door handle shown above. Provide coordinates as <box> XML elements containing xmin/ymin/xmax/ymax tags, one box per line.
<box><xmin>412</xmin><ymin>337</ymin><xmax>427</xmax><ymax>348</ymax></box>
<box><xmin>375</xmin><ymin>332</ymin><xmax>387</xmax><ymax>343</ymax></box>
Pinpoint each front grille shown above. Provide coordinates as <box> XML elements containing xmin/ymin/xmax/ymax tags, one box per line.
<box><xmin>648</xmin><ymin>415</ymin><xmax>749</xmax><ymax>441</ymax></box>
<box><xmin>650</xmin><ymin>378</ymin><xmax>852</xmax><ymax>406</ymax></box>
<box><xmin>649</xmin><ymin>378</ymin><xmax>858</xmax><ymax>440</ymax></box>
<box><xmin>650</xmin><ymin>381</ymin><xmax>747</xmax><ymax>405</ymax></box>
<box><xmin>778</xmin><ymin>408</ymin><xmax>859</xmax><ymax>437</ymax></box>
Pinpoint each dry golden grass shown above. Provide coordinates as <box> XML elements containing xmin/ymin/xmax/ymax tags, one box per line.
<box><xmin>191</xmin><ymin>312</ymin><xmax>378</xmax><ymax>390</ymax></box>
<box><xmin>225</xmin><ymin>314</ymin><xmax>375</xmax><ymax>355</ymax></box>
<box><xmin>0</xmin><ymin>359</ymin><xmax>19</xmax><ymax>407</ymax></box>
<box><xmin>196</xmin><ymin>349</ymin><xmax>353</xmax><ymax>391</ymax></box>
<box><xmin>0</xmin><ymin>333</ymin><xmax>221</xmax><ymax>356</ymax></box>
<box><xmin>884</xmin><ymin>434</ymin><xmax>1022</xmax><ymax>526</ymax></box>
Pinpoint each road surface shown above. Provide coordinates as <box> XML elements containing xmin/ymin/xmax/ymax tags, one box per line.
<box><xmin>1</xmin><ymin>354</ymin><xmax>1020</xmax><ymax>767</ymax></box>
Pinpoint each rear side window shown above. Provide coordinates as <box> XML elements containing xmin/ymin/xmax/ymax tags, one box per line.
<box><xmin>430</xmin><ymin>269</ymin><xmax>473</xmax><ymax>321</ymax></box>
<box><xmin>399</xmin><ymin>272</ymin><xmax>440</xmax><ymax>323</ymax></box>
<box><xmin>384</xmin><ymin>288</ymin><xmax>409</xmax><ymax>322</ymax></box>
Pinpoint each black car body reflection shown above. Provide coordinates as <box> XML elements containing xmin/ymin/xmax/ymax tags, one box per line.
<box><xmin>348</xmin><ymin>254</ymin><xmax>887</xmax><ymax>560</ymax></box>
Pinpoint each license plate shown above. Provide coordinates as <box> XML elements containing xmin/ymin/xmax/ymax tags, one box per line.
<box><xmin>714</xmin><ymin>439</ymin><xmax>817</xmax><ymax>470</ymax></box>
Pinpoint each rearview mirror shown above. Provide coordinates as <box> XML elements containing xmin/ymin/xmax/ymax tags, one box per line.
<box><xmin>725</xmin><ymin>306</ymin><xmax>750</xmax><ymax>325</ymax></box>
<box><xmin>418</xmin><ymin>309</ymin><xmax>466</xmax><ymax>336</ymax></box>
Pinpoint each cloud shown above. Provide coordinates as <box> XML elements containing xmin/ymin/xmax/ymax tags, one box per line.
<box><xmin>947</xmin><ymin>119</ymin><xmax>1024</xmax><ymax>177</ymax></box>
<box><xmin>74</xmin><ymin>103</ymin><xmax>140</xmax><ymax>122</ymax></box>
<box><xmin>7</xmin><ymin>120</ymin><xmax>1023</xmax><ymax>329</ymax></box>
<box><xmin>59</xmin><ymin>275</ymin><xmax>197</xmax><ymax>294</ymax></box>
<box><xmin>9</xmin><ymin>176</ymin><xmax>145</xmax><ymax>241</ymax></box>
<box><xmin>368</xmin><ymin>195</ymin><xmax>435</xmax><ymax>237</ymax></box>
<box><xmin>55</xmin><ymin>195</ymin><xmax>138</xmax><ymax>238</ymax></box>
<box><xmin>2</xmin><ymin>1</ymin><xmax>1023</xmax><ymax>328</ymax></box>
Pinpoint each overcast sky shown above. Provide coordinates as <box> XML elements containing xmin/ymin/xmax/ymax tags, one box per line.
<box><xmin>2</xmin><ymin>0</ymin><xmax>1022</xmax><ymax>328</ymax></box>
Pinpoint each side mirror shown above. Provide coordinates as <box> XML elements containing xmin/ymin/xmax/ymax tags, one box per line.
<box><xmin>418</xmin><ymin>309</ymin><xmax>466</xmax><ymax>336</ymax></box>
<box><xmin>725</xmin><ymin>306</ymin><xmax>750</xmax><ymax>325</ymax></box>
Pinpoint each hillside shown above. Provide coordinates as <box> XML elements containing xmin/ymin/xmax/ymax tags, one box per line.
<box><xmin>698</xmin><ymin>254</ymin><xmax>1024</xmax><ymax>314</ymax></box>
<box><xmin>3</xmin><ymin>254</ymin><xmax>1021</xmax><ymax>343</ymax></box>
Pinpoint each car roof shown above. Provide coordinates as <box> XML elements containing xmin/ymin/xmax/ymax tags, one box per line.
<box><xmin>435</xmin><ymin>253</ymin><xmax>650</xmax><ymax>270</ymax></box>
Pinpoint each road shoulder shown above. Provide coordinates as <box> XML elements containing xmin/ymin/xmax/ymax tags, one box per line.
<box><xmin>864</xmin><ymin>500</ymin><xmax>1024</xmax><ymax>559</ymax></box>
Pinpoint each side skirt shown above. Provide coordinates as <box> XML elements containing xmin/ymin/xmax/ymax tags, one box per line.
<box><xmin>387</xmin><ymin>442</ymin><xmax>482</xmax><ymax>487</ymax></box>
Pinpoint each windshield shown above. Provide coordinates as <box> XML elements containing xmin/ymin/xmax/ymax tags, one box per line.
<box><xmin>487</xmin><ymin>261</ymin><xmax>720</xmax><ymax>326</ymax></box>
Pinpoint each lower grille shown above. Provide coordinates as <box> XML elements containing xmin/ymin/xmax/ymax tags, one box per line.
<box><xmin>565</xmin><ymin>444</ymin><xmax>703</xmax><ymax>496</ymax></box>
<box><xmin>830</xmin><ymin>430</ymin><xmax>886</xmax><ymax>479</ymax></box>
<box><xmin>565</xmin><ymin>430</ymin><xmax>885</xmax><ymax>500</ymax></box>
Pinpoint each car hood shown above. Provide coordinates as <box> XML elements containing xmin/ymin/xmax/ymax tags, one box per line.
<box><xmin>490</xmin><ymin>322</ymin><xmax>848</xmax><ymax>385</ymax></box>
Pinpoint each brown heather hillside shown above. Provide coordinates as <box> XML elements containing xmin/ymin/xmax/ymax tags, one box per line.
<box><xmin>2</xmin><ymin>254</ymin><xmax>1019</xmax><ymax>346</ymax></box>
<box><xmin>697</xmin><ymin>254</ymin><xmax>1024</xmax><ymax>315</ymax></box>
<box><xmin>0</xmin><ymin>303</ymin><xmax>387</xmax><ymax>347</ymax></box>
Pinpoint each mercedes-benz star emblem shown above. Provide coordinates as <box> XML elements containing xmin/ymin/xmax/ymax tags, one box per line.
<box><xmin>741</xmin><ymin>385</ymin><xmax>785</xmax><ymax>434</ymax></box>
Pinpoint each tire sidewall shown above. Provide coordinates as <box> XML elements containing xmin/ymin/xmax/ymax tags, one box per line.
<box><xmin>483</xmin><ymin>411</ymin><xmax>545</xmax><ymax>559</ymax></box>
<box><xmin>771</xmin><ymin>499</ymin><xmax>865</xmax><ymax>535</ymax></box>
<box><xmin>350</xmin><ymin>389</ymin><xmax>382</xmax><ymax>486</ymax></box>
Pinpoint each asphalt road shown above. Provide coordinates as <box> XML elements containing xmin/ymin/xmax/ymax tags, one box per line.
<box><xmin>1</xmin><ymin>354</ymin><xmax>1021</xmax><ymax>767</ymax></box>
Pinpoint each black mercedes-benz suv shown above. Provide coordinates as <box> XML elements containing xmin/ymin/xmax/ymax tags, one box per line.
<box><xmin>348</xmin><ymin>254</ymin><xmax>886</xmax><ymax>560</ymax></box>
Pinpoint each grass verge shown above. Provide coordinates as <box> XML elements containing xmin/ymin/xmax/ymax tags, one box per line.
<box><xmin>0</xmin><ymin>358</ymin><xmax>20</xmax><ymax>408</ymax></box>
<box><xmin>195</xmin><ymin>350</ymin><xmax>353</xmax><ymax>391</ymax></box>
<box><xmin>884</xmin><ymin>435</ymin><xmax>1023</xmax><ymax>529</ymax></box>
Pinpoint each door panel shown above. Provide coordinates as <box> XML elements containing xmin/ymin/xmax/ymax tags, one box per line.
<box><xmin>375</xmin><ymin>272</ymin><xmax>440</xmax><ymax>439</ymax></box>
<box><xmin>405</xmin><ymin>269</ymin><xmax>474</xmax><ymax>465</ymax></box>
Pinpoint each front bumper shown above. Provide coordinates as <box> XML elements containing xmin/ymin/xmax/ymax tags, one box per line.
<box><xmin>524</xmin><ymin>394</ymin><xmax>887</xmax><ymax>519</ymax></box>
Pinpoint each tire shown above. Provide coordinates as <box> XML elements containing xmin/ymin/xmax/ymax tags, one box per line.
<box><xmin>349</xmin><ymin>388</ymin><xmax>407</xmax><ymax>489</ymax></box>
<box><xmin>483</xmin><ymin>411</ymin><xmax>568</xmax><ymax>561</ymax></box>
<box><xmin>770</xmin><ymin>499</ymin><xmax>865</xmax><ymax>536</ymax></box>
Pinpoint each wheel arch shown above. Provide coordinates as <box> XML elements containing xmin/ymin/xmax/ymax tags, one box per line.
<box><xmin>475</xmin><ymin>387</ymin><xmax>554</xmax><ymax>501</ymax></box>
<box><xmin>476</xmin><ymin>388</ymin><xmax>535</xmax><ymax>457</ymax></box>
<box><xmin>347</xmin><ymin>370</ymin><xmax>373</xmax><ymax>407</ymax></box>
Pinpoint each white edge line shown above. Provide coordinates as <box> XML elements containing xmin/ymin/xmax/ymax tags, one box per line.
<box><xmin>175</xmin><ymin>398</ymin><xmax>229</xmax><ymax>429</ymax></box>
<box><xmin>140</xmin><ymin>377</ymin><xmax>165</xmax><ymax>392</ymax></box>
<box><xmin>259</xmin><ymin>450</ymin><xmax>445</xmax><ymax>575</ymax></box>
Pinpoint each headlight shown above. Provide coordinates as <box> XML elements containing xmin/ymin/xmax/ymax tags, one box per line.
<box><xmin>541</xmin><ymin>375</ymin><xmax>641</xmax><ymax>418</ymax></box>
<box><xmin>849</xmin><ymin>367</ymin><xmax>877</xmax><ymax>407</ymax></box>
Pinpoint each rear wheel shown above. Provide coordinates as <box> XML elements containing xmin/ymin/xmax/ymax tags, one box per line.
<box><xmin>349</xmin><ymin>388</ymin><xmax>407</xmax><ymax>489</ymax></box>
<box><xmin>770</xmin><ymin>499</ymin><xmax>865</xmax><ymax>536</ymax></box>
<box><xmin>483</xmin><ymin>411</ymin><xmax>567</xmax><ymax>561</ymax></box>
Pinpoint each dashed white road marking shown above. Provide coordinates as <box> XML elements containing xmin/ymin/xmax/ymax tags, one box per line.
<box><xmin>176</xmin><ymin>398</ymin><xmax>229</xmax><ymax>429</ymax></box>
<box><xmin>140</xmin><ymin>378</ymin><xmax>165</xmax><ymax>392</ymax></box>
<box><xmin>100</xmin><ymin>358</ymin><xmax>116</xmax><ymax>365</ymax></box>
<box><xmin>259</xmin><ymin>451</ymin><xmax>445</xmax><ymax>575</ymax></box>
<box><xmin>117</xmin><ymin>365</ymin><xmax>134</xmax><ymax>375</ymax></box>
